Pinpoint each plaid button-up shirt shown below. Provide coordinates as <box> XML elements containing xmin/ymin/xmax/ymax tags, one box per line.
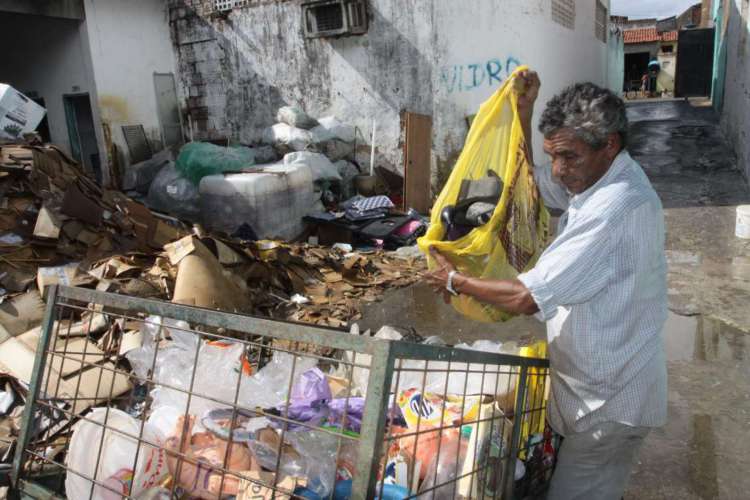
<box><xmin>519</xmin><ymin>150</ymin><xmax>668</xmax><ymax>436</ymax></box>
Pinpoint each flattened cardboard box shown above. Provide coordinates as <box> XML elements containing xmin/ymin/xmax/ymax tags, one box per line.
<box><xmin>0</xmin><ymin>329</ymin><xmax>130</xmax><ymax>415</ymax></box>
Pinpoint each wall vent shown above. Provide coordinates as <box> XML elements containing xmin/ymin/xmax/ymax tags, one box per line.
<box><xmin>551</xmin><ymin>0</ymin><xmax>575</xmax><ymax>30</ymax></box>
<box><xmin>302</xmin><ymin>0</ymin><xmax>368</xmax><ymax>38</ymax></box>
<box><xmin>214</xmin><ymin>0</ymin><xmax>248</xmax><ymax>13</ymax></box>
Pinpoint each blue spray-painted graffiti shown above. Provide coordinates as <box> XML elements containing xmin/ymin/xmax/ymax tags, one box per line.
<box><xmin>441</xmin><ymin>56</ymin><xmax>522</xmax><ymax>93</ymax></box>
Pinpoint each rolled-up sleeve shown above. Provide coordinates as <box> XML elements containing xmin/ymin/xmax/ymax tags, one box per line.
<box><xmin>534</xmin><ymin>163</ymin><xmax>569</xmax><ymax>211</ymax></box>
<box><xmin>518</xmin><ymin>214</ymin><xmax>616</xmax><ymax>321</ymax></box>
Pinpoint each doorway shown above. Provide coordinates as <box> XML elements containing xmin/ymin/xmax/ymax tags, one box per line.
<box><xmin>624</xmin><ymin>52</ymin><xmax>650</xmax><ymax>93</ymax></box>
<box><xmin>153</xmin><ymin>73</ymin><xmax>183</xmax><ymax>148</ymax></box>
<box><xmin>63</xmin><ymin>93</ymin><xmax>100</xmax><ymax>181</ymax></box>
<box><xmin>28</xmin><ymin>96</ymin><xmax>51</xmax><ymax>143</ymax></box>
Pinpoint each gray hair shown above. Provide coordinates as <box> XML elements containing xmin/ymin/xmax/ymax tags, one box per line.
<box><xmin>538</xmin><ymin>82</ymin><xmax>628</xmax><ymax>150</ymax></box>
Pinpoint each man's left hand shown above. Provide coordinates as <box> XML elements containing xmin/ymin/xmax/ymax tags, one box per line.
<box><xmin>424</xmin><ymin>247</ymin><xmax>457</xmax><ymax>303</ymax></box>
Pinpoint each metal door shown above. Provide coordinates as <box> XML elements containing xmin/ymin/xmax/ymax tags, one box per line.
<box><xmin>153</xmin><ymin>73</ymin><xmax>183</xmax><ymax>147</ymax></box>
<box><xmin>675</xmin><ymin>28</ymin><xmax>715</xmax><ymax>97</ymax></box>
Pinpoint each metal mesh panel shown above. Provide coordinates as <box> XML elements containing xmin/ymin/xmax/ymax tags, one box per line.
<box><xmin>11</xmin><ymin>286</ymin><xmax>553</xmax><ymax>499</ymax></box>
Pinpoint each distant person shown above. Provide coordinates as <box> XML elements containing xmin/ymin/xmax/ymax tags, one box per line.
<box><xmin>425</xmin><ymin>73</ymin><xmax>667</xmax><ymax>500</ymax></box>
<box><xmin>649</xmin><ymin>67</ymin><xmax>660</xmax><ymax>97</ymax></box>
<box><xmin>641</xmin><ymin>73</ymin><xmax>649</xmax><ymax>97</ymax></box>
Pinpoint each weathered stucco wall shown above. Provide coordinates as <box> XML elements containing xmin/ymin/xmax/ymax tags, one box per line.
<box><xmin>657</xmin><ymin>48</ymin><xmax>677</xmax><ymax>94</ymax></box>
<box><xmin>720</xmin><ymin>0</ymin><xmax>750</xmax><ymax>179</ymax></box>
<box><xmin>169</xmin><ymin>0</ymin><xmax>609</xmax><ymax>188</ymax></box>
<box><xmin>83</xmin><ymin>0</ymin><xmax>178</xmax><ymax>166</ymax></box>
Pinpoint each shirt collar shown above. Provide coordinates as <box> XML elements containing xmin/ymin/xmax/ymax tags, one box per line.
<box><xmin>569</xmin><ymin>149</ymin><xmax>631</xmax><ymax>208</ymax></box>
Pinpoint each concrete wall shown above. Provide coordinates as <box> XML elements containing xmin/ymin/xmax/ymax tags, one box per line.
<box><xmin>657</xmin><ymin>44</ymin><xmax>677</xmax><ymax>94</ymax></box>
<box><xmin>712</xmin><ymin>0</ymin><xmax>730</xmax><ymax>109</ymax></box>
<box><xmin>607</xmin><ymin>25</ymin><xmax>625</xmax><ymax>94</ymax></box>
<box><xmin>0</xmin><ymin>11</ymin><xmax>105</xmax><ymax>169</ymax></box>
<box><xmin>169</xmin><ymin>0</ymin><xmax>610</xmax><ymax>187</ymax></box>
<box><xmin>83</xmin><ymin>0</ymin><xmax>179</xmax><ymax>166</ymax></box>
<box><xmin>625</xmin><ymin>42</ymin><xmax>659</xmax><ymax>57</ymax></box>
<box><xmin>720</xmin><ymin>0</ymin><xmax>750</xmax><ymax>179</ymax></box>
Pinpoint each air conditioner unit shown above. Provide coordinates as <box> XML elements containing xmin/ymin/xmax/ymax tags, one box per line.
<box><xmin>302</xmin><ymin>0</ymin><xmax>368</xmax><ymax>38</ymax></box>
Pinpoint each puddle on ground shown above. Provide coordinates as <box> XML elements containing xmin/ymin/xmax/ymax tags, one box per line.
<box><xmin>663</xmin><ymin>311</ymin><xmax>747</xmax><ymax>362</ymax></box>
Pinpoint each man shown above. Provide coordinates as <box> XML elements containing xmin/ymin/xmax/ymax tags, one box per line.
<box><xmin>425</xmin><ymin>72</ymin><xmax>667</xmax><ymax>500</ymax></box>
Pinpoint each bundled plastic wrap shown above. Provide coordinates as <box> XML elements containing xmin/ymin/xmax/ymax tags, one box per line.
<box><xmin>175</xmin><ymin>142</ymin><xmax>255</xmax><ymax>185</ymax></box>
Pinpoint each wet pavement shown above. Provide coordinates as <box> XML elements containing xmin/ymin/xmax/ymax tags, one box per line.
<box><xmin>360</xmin><ymin>99</ymin><xmax>750</xmax><ymax>498</ymax></box>
<box><xmin>626</xmin><ymin>100</ymin><xmax>750</xmax><ymax>499</ymax></box>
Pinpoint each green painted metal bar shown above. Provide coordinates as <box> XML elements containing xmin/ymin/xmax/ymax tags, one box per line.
<box><xmin>504</xmin><ymin>364</ymin><xmax>529</xmax><ymax>499</ymax></box>
<box><xmin>17</xmin><ymin>478</ymin><xmax>66</xmax><ymax>499</ymax></box>
<box><xmin>351</xmin><ymin>339</ymin><xmax>395</xmax><ymax>499</ymax></box>
<box><xmin>11</xmin><ymin>285</ymin><xmax>59</xmax><ymax>488</ymax></box>
<box><xmin>55</xmin><ymin>285</ymin><xmax>374</xmax><ymax>354</ymax></box>
<box><xmin>389</xmin><ymin>336</ymin><xmax>550</xmax><ymax>367</ymax></box>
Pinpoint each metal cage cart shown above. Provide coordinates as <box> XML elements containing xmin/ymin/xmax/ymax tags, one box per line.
<box><xmin>8</xmin><ymin>285</ymin><xmax>556</xmax><ymax>499</ymax></box>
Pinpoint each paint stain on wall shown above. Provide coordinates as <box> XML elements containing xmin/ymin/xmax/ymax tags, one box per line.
<box><xmin>98</xmin><ymin>95</ymin><xmax>130</xmax><ymax>124</ymax></box>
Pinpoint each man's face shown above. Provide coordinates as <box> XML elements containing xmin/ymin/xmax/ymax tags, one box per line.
<box><xmin>543</xmin><ymin>128</ymin><xmax>616</xmax><ymax>195</ymax></box>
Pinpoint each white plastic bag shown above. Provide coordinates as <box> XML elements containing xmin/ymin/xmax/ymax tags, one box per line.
<box><xmin>65</xmin><ymin>408</ymin><xmax>168</xmax><ymax>499</ymax></box>
<box><xmin>284</xmin><ymin>152</ymin><xmax>341</xmax><ymax>182</ymax></box>
<box><xmin>276</xmin><ymin>106</ymin><xmax>318</xmax><ymax>130</ymax></box>
<box><xmin>263</xmin><ymin>123</ymin><xmax>315</xmax><ymax>151</ymax></box>
<box><xmin>125</xmin><ymin>315</ymin><xmax>193</xmax><ymax>380</ymax></box>
<box><xmin>312</xmin><ymin>116</ymin><xmax>356</xmax><ymax>143</ymax></box>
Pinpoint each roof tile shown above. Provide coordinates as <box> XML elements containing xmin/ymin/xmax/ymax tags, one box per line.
<box><xmin>624</xmin><ymin>28</ymin><xmax>678</xmax><ymax>44</ymax></box>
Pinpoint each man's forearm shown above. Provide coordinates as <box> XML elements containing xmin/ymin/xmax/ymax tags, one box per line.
<box><xmin>453</xmin><ymin>274</ymin><xmax>539</xmax><ymax>315</ymax></box>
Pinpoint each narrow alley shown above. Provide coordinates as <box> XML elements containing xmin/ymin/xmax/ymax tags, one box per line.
<box><xmin>626</xmin><ymin>100</ymin><xmax>750</xmax><ymax>499</ymax></box>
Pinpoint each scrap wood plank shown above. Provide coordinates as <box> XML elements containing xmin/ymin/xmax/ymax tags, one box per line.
<box><xmin>402</xmin><ymin>112</ymin><xmax>433</xmax><ymax>214</ymax></box>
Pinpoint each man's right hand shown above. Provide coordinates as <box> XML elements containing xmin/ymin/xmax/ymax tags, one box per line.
<box><xmin>516</xmin><ymin>70</ymin><xmax>541</xmax><ymax>122</ymax></box>
<box><xmin>516</xmin><ymin>70</ymin><xmax>540</xmax><ymax>166</ymax></box>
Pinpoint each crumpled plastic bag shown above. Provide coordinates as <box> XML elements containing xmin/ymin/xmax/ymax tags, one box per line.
<box><xmin>277</xmin><ymin>105</ymin><xmax>318</xmax><ymax>130</ymax></box>
<box><xmin>145</xmin><ymin>162</ymin><xmax>201</xmax><ymax>221</ymax></box>
<box><xmin>246</xmin><ymin>428</ymin><xmax>339</xmax><ymax>499</ymax></box>
<box><xmin>126</xmin><ymin>317</ymin><xmax>317</xmax><ymax>432</ymax></box>
<box><xmin>417</xmin><ymin>65</ymin><xmax>550</xmax><ymax>323</ymax></box>
<box><xmin>263</xmin><ymin>123</ymin><xmax>316</xmax><ymax>151</ymax></box>
<box><xmin>274</xmin><ymin>367</ymin><xmax>364</xmax><ymax>433</ymax></box>
<box><xmin>312</xmin><ymin>116</ymin><xmax>356</xmax><ymax>143</ymax></box>
<box><xmin>65</xmin><ymin>408</ymin><xmax>168</xmax><ymax>499</ymax></box>
<box><xmin>284</xmin><ymin>151</ymin><xmax>341</xmax><ymax>182</ymax></box>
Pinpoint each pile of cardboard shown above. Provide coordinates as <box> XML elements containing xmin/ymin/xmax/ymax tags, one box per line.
<box><xmin>0</xmin><ymin>142</ymin><xmax>425</xmax><ymax>335</ymax></box>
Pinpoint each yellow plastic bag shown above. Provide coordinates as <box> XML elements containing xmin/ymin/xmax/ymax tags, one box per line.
<box><xmin>418</xmin><ymin>66</ymin><xmax>550</xmax><ymax>322</ymax></box>
<box><xmin>517</xmin><ymin>341</ymin><xmax>549</xmax><ymax>458</ymax></box>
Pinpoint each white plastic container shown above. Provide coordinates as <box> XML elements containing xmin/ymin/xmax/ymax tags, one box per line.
<box><xmin>737</xmin><ymin>205</ymin><xmax>750</xmax><ymax>239</ymax></box>
<box><xmin>199</xmin><ymin>163</ymin><xmax>315</xmax><ymax>240</ymax></box>
<box><xmin>0</xmin><ymin>84</ymin><xmax>46</xmax><ymax>140</ymax></box>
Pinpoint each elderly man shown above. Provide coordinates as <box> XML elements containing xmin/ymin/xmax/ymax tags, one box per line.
<box><xmin>425</xmin><ymin>73</ymin><xmax>667</xmax><ymax>500</ymax></box>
